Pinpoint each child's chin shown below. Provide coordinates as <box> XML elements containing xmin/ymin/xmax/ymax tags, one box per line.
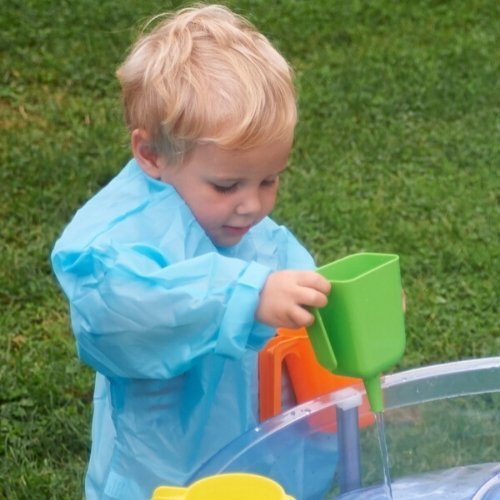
<box><xmin>213</xmin><ymin>237</ymin><xmax>242</xmax><ymax>248</ymax></box>
<box><xmin>211</xmin><ymin>234</ymin><xmax>243</xmax><ymax>248</ymax></box>
<box><xmin>212</xmin><ymin>227</ymin><xmax>250</xmax><ymax>247</ymax></box>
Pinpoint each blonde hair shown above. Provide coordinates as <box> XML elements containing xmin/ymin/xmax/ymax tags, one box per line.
<box><xmin>116</xmin><ymin>4</ymin><xmax>297</xmax><ymax>161</ymax></box>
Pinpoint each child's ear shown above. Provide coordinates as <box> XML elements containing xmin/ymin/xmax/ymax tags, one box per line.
<box><xmin>131</xmin><ymin>129</ymin><xmax>163</xmax><ymax>179</ymax></box>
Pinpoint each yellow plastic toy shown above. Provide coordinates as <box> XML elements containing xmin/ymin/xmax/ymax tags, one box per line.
<box><xmin>151</xmin><ymin>473</ymin><xmax>294</xmax><ymax>499</ymax></box>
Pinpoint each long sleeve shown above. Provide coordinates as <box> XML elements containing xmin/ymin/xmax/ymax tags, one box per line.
<box><xmin>52</xmin><ymin>240</ymin><xmax>273</xmax><ymax>379</ymax></box>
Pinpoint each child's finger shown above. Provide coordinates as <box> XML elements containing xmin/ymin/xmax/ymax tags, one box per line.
<box><xmin>297</xmin><ymin>271</ymin><xmax>331</xmax><ymax>294</ymax></box>
<box><xmin>296</xmin><ymin>286</ymin><xmax>328</xmax><ymax>308</ymax></box>
<box><xmin>286</xmin><ymin>305</ymin><xmax>315</xmax><ymax>328</ymax></box>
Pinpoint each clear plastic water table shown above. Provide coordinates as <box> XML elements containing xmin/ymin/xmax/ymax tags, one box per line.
<box><xmin>191</xmin><ymin>357</ymin><xmax>500</xmax><ymax>499</ymax></box>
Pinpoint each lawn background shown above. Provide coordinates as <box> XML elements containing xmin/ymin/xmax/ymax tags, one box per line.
<box><xmin>1</xmin><ymin>0</ymin><xmax>498</xmax><ymax>497</ymax></box>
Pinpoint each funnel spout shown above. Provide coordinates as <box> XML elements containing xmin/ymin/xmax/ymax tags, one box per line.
<box><xmin>364</xmin><ymin>375</ymin><xmax>384</xmax><ymax>413</ymax></box>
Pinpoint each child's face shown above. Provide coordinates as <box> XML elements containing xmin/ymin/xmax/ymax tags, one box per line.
<box><xmin>158</xmin><ymin>139</ymin><xmax>292</xmax><ymax>247</ymax></box>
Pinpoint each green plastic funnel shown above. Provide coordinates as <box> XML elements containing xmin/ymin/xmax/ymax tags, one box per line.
<box><xmin>307</xmin><ymin>253</ymin><xmax>406</xmax><ymax>412</ymax></box>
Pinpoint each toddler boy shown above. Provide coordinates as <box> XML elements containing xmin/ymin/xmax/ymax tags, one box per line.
<box><xmin>52</xmin><ymin>4</ymin><xmax>331</xmax><ymax>499</ymax></box>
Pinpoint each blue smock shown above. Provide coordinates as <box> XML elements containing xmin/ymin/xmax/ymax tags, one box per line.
<box><xmin>52</xmin><ymin>159</ymin><xmax>336</xmax><ymax>499</ymax></box>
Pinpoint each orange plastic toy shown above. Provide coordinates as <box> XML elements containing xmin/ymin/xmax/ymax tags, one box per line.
<box><xmin>258</xmin><ymin>327</ymin><xmax>374</xmax><ymax>432</ymax></box>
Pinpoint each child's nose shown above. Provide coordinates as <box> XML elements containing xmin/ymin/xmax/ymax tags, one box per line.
<box><xmin>236</xmin><ymin>189</ymin><xmax>261</xmax><ymax>215</ymax></box>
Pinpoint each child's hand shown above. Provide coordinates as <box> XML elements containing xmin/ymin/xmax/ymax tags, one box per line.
<box><xmin>256</xmin><ymin>270</ymin><xmax>331</xmax><ymax>328</ymax></box>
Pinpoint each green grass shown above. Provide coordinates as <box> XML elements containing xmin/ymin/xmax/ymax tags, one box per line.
<box><xmin>1</xmin><ymin>0</ymin><xmax>499</xmax><ymax>497</ymax></box>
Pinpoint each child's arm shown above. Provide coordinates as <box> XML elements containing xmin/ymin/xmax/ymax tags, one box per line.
<box><xmin>52</xmin><ymin>242</ymin><xmax>275</xmax><ymax>379</ymax></box>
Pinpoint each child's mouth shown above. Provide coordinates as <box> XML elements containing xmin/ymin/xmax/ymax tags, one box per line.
<box><xmin>223</xmin><ymin>225</ymin><xmax>251</xmax><ymax>236</ymax></box>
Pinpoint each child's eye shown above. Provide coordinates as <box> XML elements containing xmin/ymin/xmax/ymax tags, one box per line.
<box><xmin>212</xmin><ymin>183</ymin><xmax>238</xmax><ymax>194</ymax></box>
<box><xmin>262</xmin><ymin>177</ymin><xmax>277</xmax><ymax>187</ymax></box>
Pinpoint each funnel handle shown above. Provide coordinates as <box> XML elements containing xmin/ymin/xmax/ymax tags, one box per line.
<box><xmin>307</xmin><ymin>308</ymin><xmax>338</xmax><ymax>372</ymax></box>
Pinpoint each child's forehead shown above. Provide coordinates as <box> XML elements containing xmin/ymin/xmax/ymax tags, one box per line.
<box><xmin>184</xmin><ymin>139</ymin><xmax>292</xmax><ymax>175</ymax></box>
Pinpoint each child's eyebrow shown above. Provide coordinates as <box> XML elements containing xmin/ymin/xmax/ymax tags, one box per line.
<box><xmin>211</xmin><ymin>167</ymin><xmax>288</xmax><ymax>182</ymax></box>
